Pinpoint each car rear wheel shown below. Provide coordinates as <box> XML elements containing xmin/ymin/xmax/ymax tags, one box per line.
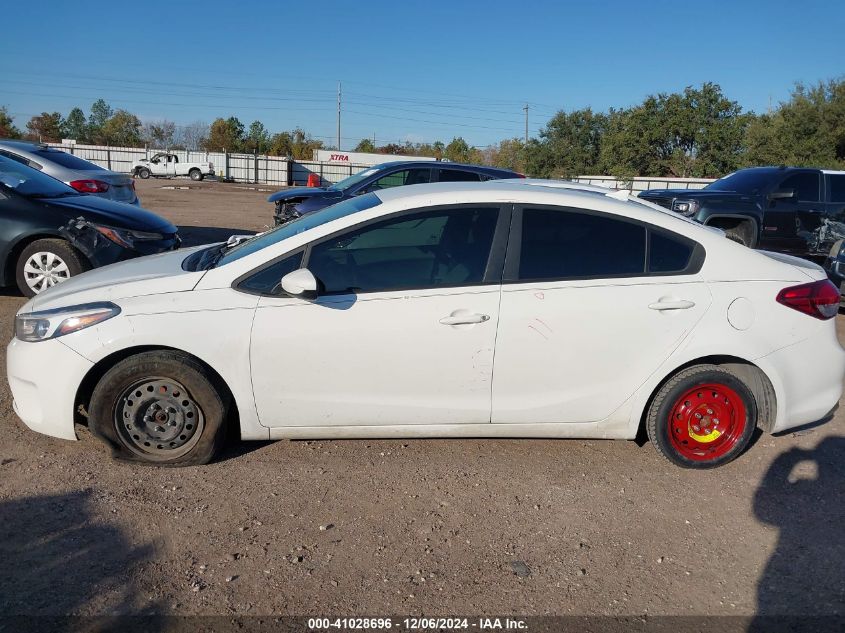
<box><xmin>138</xmin><ymin>167</ymin><xmax>151</xmax><ymax>179</ymax></box>
<box><xmin>646</xmin><ymin>364</ymin><xmax>757</xmax><ymax>468</ymax></box>
<box><xmin>189</xmin><ymin>168</ymin><xmax>203</xmax><ymax>181</ymax></box>
<box><xmin>15</xmin><ymin>238</ymin><xmax>89</xmax><ymax>297</ymax></box>
<box><xmin>88</xmin><ymin>351</ymin><xmax>228</xmax><ymax>466</ymax></box>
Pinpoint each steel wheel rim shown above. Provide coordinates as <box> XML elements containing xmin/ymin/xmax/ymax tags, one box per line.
<box><xmin>668</xmin><ymin>382</ymin><xmax>747</xmax><ymax>462</ymax></box>
<box><xmin>114</xmin><ymin>377</ymin><xmax>205</xmax><ymax>459</ymax></box>
<box><xmin>24</xmin><ymin>251</ymin><xmax>71</xmax><ymax>293</ymax></box>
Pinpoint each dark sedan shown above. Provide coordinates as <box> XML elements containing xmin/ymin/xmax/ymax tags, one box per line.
<box><xmin>0</xmin><ymin>155</ymin><xmax>179</xmax><ymax>296</ymax></box>
<box><xmin>268</xmin><ymin>161</ymin><xmax>524</xmax><ymax>225</ymax></box>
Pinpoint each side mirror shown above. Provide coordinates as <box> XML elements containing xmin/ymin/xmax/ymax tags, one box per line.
<box><xmin>769</xmin><ymin>189</ymin><xmax>796</xmax><ymax>201</ymax></box>
<box><xmin>280</xmin><ymin>268</ymin><xmax>319</xmax><ymax>299</ymax></box>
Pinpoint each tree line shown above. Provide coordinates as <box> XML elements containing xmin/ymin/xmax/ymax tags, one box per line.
<box><xmin>1</xmin><ymin>77</ymin><xmax>843</xmax><ymax>177</ymax></box>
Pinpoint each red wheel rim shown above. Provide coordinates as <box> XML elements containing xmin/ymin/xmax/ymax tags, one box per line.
<box><xmin>668</xmin><ymin>382</ymin><xmax>747</xmax><ymax>462</ymax></box>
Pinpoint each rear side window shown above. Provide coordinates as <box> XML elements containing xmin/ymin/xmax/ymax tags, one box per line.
<box><xmin>829</xmin><ymin>174</ymin><xmax>845</xmax><ymax>202</ymax></box>
<box><xmin>365</xmin><ymin>168</ymin><xmax>431</xmax><ymax>191</ymax></box>
<box><xmin>779</xmin><ymin>172</ymin><xmax>820</xmax><ymax>202</ymax></box>
<box><xmin>649</xmin><ymin>231</ymin><xmax>693</xmax><ymax>273</ymax></box>
<box><xmin>518</xmin><ymin>208</ymin><xmax>646</xmax><ymax>280</ymax></box>
<box><xmin>33</xmin><ymin>149</ymin><xmax>104</xmax><ymax>171</ymax></box>
<box><xmin>439</xmin><ymin>169</ymin><xmax>482</xmax><ymax>182</ymax></box>
<box><xmin>307</xmin><ymin>207</ymin><xmax>499</xmax><ymax>293</ymax></box>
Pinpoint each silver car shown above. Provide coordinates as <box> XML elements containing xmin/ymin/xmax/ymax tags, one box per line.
<box><xmin>0</xmin><ymin>140</ymin><xmax>139</xmax><ymax>205</ymax></box>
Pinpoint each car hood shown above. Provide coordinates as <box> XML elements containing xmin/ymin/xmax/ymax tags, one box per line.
<box><xmin>48</xmin><ymin>195</ymin><xmax>176</xmax><ymax>232</ymax></box>
<box><xmin>640</xmin><ymin>189</ymin><xmax>753</xmax><ymax>203</ymax></box>
<box><xmin>22</xmin><ymin>245</ymin><xmax>207</xmax><ymax>313</ymax></box>
<box><xmin>267</xmin><ymin>187</ymin><xmax>342</xmax><ymax>203</ymax></box>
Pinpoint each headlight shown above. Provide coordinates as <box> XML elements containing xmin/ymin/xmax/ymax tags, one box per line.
<box><xmin>15</xmin><ymin>302</ymin><xmax>121</xmax><ymax>343</ymax></box>
<box><xmin>93</xmin><ymin>225</ymin><xmax>165</xmax><ymax>248</ymax></box>
<box><xmin>671</xmin><ymin>200</ymin><xmax>700</xmax><ymax>216</ymax></box>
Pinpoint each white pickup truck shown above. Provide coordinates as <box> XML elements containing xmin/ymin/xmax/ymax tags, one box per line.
<box><xmin>131</xmin><ymin>153</ymin><xmax>215</xmax><ymax>181</ymax></box>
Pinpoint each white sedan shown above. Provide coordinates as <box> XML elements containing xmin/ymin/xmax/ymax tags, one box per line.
<box><xmin>7</xmin><ymin>181</ymin><xmax>844</xmax><ymax>468</ymax></box>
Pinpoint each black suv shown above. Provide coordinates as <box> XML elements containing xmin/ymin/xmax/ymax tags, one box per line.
<box><xmin>640</xmin><ymin>167</ymin><xmax>845</xmax><ymax>258</ymax></box>
<box><xmin>268</xmin><ymin>161</ymin><xmax>523</xmax><ymax>225</ymax></box>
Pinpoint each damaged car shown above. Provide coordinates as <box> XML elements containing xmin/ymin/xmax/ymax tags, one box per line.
<box><xmin>640</xmin><ymin>167</ymin><xmax>845</xmax><ymax>259</ymax></box>
<box><xmin>0</xmin><ymin>155</ymin><xmax>179</xmax><ymax>296</ymax></box>
<box><xmin>267</xmin><ymin>161</ymin><xmax>523</xmax><ymax>226</ymax></box>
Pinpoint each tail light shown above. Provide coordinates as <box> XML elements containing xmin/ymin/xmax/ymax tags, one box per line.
<box><xmin>776</xmin><ymin>280</ymin><xmax>840</xmax><ymax>319</ymax></box>
<box><xmin>516</xmin><ymin>173</ymin><xmax>526</xmax><ymax>178</ymax></box>
<box><xmin>69</xmin><ymin>179</ymin><xmax>110</xmax><ymax>193</ymax></box>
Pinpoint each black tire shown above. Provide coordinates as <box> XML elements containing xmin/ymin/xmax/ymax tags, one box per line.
<box><xmin>15</xmin><ymin>238</ymin><xmax>89</xmax><ymax>297</ymax></box>
<box><xmin>646</xmin><ymin>364</ymin><xmax>757</xmax><ymax>469</ymax></box>
<box><xmin>88</xmin><ymin>351</ymin><xmax>229</xmax><ymax>466</ymax></box>
<box><xmin>138</xmin><ymin>167</ymin><xmax>151</xmax><ymax>179</ymax></box>
<box><xmin>189</xmin><ymin>168</ymin><xmax>203</xmax><ymax>181</ymax></box>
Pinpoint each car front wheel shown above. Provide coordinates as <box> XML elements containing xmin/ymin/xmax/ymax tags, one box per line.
<box><xmin>88</xmin><ymin>351</ymin><xmax>228</xmax><ymax>466</ymax></box>
<box><xmin>15</xmin><ymin>238</ymin><xmax>88</xmax><ymax>297</ymax></box>
<box><xmin>646</xmin><ymin>364</ymin><xmax>757</xmax><ymax>468</ymax></box>
<box><xmin>138</xmin><ymin>167</ymin><xmax>151</xmax><ymax>179</ymax></box>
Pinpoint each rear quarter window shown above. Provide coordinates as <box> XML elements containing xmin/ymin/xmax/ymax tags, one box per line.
<box><xmin>34</xmin><ymin>149</ymin><xmax>105</xmax><ymax>171</ymax></box>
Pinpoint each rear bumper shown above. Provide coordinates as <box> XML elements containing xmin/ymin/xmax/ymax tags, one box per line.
<box><xmin>756</xmin><ymin>325</ymin><xmax>845</xmax><ymax>433</ymax></box>
<box><xmin>7</xmin><ymin>337</ymin><xmax>93</xmax><ymax>441</ymax></box>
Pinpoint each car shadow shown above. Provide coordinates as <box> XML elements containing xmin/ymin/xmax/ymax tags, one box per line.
<box><xmin>0</xmin><ymin>489</ymin><xmax>162</xmax><ymax>631</ymax></box>
<box><xmin>750</xmin><ymin>435</ymin><xmax>845</xmax><ymax>631</ymax></box>
<box><xmin>177</xmin><ymin>226</ymin><xmax>256</xmax><ymax>248</ymax></box>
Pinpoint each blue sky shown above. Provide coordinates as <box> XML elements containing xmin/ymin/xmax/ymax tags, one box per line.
<box><xmin>1</xmin><ymin>0</ymin><xmax>843</xmax><ymax>148</ymax></box>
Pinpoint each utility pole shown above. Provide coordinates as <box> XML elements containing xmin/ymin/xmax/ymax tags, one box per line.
<box><xmin>523</xmin><ymin>104</ymin><xmax>529</xmax><ymax>145</ymax></box>
<box><xmin>336</xmin><ymin>81</ymin><xmax>342</xmax><ymax>151</ymax></box>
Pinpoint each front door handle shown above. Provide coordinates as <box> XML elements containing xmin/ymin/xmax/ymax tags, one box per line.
<box><xmin>648</xmin><ymin>299</ymin><xmax>696</xmax><ymax>311</ymax></box>
<box><xmin>439</xmin><ymin>312</ymin><xmax>490</xmax><ymax>325</ymax></box>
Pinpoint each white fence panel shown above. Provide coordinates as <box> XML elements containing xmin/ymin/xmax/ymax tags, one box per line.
<box><xmin>574</xmin><ymin>175</ymin><xmax>715</xmax><ymax>192</ymax></box>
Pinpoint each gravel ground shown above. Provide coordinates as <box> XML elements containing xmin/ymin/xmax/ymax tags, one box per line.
<box><xmin>0</xmin><ymin>178</ymin><xmax>842</xmax><ymax>620</ymax></box>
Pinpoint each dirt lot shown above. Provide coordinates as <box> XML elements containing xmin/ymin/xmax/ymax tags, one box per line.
<box><xmin>0</xmin><ymin>178</ymin><xmax>842</xmax><ymax>622</ymax></box>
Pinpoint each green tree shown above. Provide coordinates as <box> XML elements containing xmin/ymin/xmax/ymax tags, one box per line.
<box><xmin>444</xmin><ymin>137</ymin><xmax>473</xmax><ymax>162</ymax></box>
<box><xmin>88</xmin><ymin>99</ymin><xmax>113</xmax><ymax>143</ymax></box>
<box><xmin>354</xmin><ymin>138</ymin><xmax>376</xmax><ymax>153</ymax></box>
<box><xmin>268</xmin><ymin>131</ymin><xmax>293</xmax><ymax>156</ymax></box>
<box><xmin>0</xmin><ymin>107</ymin><xmax>22</xmax><ymax>139</ymax></box>
<box><xmin>25</xmin><ymin>112</ymin><xmax>64</xmax><ymax>142</ymax></box>
<box><xmin>744</xmin><ymin>79</ymin><xmax>845</xmax><ymax>168</ymax></box>
<box><xmin>203</xmin><ymin>117</ymin><xmax>245</xmax><ymax>152</ymax></box>
<box><xmin>289</xmin><ymin>128</ymin><xmax>323</xmax><ymax>160</ymax></box>
<box><xmin>62</xmin><ymin>107</ymin><xmax>88</xmax><ymax>142</ymax></box>
<box><xmin>489</xmin><ymin>138</ymin><xmax>526</xmax><ymax>173</ymax></box>
<box><xmin>244</xmin><ymin>120</ymin><xmax>270</xmax><ymax>153</ymax></box>
<box><xmin>527</xmin><ymin>108</ymin><xmax>606</xmax><ymax>178</ymax></box>
<box><xmin>99</xmin><ymin>110</ymin><xmax>142</xmax><ymax>146</ymax></box>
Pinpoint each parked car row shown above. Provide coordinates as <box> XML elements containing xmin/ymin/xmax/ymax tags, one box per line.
<box><xmin>3</xmin><ymin>142</ymin><xmax>843</xmax><ymax>470</ymax></box>
<box><xmin>7</xmin><ymin>178</ymin><xmax>844</xmax><ymax>470</ymax></box>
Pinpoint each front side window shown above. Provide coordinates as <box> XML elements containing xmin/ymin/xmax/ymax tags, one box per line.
<box><xmin>517</xmin><ymin>208</ymin><xmax>646</xmax><ymax>280</ymax></box>
<box><xmin>364</xmin><ymin>168</ymin><xmax>432</xmax><ymax>191</ymax></box>
<box><xmin>238</xmin><ymin>252</ymin><xmax>303</xmax><ymax>295</ymax></box>
<box><xmin>307</xmin><ymin>207</ymin><xmax>498</xmax><ymax>294</ymax></box>
<box><xmin>779</xmin><ymin>172</ymin><xmax>821</xmax><ymax>202</ymax></box>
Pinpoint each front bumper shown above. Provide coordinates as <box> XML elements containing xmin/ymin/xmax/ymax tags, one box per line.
<box><xmin>7</xmin><ymin>337</ymin><xmax>94</xmax><ymax>441</ymax></box>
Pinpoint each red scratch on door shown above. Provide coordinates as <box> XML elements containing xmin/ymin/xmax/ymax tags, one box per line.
<box><xmin>527</xmin><ymin>324</ymin><xmax>549</xmax><ymax>340</ymax></box>
<box><xmin>534</xmin><ymin>292</ymin><xmax>545</xmax><ymax>300</ymax></box>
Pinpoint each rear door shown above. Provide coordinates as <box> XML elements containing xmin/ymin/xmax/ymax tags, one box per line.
<box><xmin>492</xmin><ymin>205</ymin><xmax>711</xmax><ymax>425</ymax></box>
<box><xmin>766</xmin><ymin>171</ymin><xmax>824</xmax><ymax>254</ymax></box>
<box><xmin>824</xmin><ymin>172</ymin><xmax>845</xmax><ymax>227</ymax></box>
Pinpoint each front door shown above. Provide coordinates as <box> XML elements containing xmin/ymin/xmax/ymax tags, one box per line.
<box><xmin>492</xmin><ymin>206</ymin><xmax>711</xmax><ymax>424</ymax></box>
<box><xmin>249</xmin><ymin>204</ymin><xmax>505</xmax><ymax>427</ymax></box>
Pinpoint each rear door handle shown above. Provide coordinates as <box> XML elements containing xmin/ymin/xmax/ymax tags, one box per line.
<box><xmin>439</xmin><ymin>313</ymin><xmax>490</xmax><ymax>325</ymax></box>
<box><xmin>649</xmin><ymin>299</ymin><xmax>695</xmax><ymax>311</ymax></box>
<box><xmin>648</xmin><ymin>299</ymin><xmax>696</xmax><ymax>311</ymax></box>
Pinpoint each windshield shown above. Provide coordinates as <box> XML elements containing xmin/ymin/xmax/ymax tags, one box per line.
<box><xmin>0</xmin><ymin>155</ymin><xmax>79</xmax><ymax>198</ymax></box>
<box><xmin>328</xmin><ymin>167</ymin><xmax>380</xmax><ymax>192</ymax></box>
<box><xmin>215</xmin><ymin>192</ymin><xmax>382</xmax><ymax>266</ymax></box>
<box><xmin>704</xmin><ymin>170</ymin><xmax>775</xmax><ymax>194</ymax></box>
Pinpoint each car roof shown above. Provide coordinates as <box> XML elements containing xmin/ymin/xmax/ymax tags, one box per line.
<box><xmin>371</xmin><ymin>160</ymin><xmax>517</xmax><ymax>175</ymax></box>
<box><xmin>372</xmin><ymin>180</ymin><xmax>705</xmax><ymax>229</ymax></box>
